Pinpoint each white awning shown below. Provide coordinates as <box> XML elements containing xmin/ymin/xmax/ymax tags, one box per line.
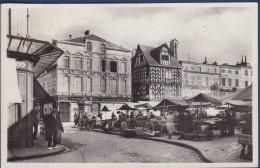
<box><xmin>4</xmin><ymin>58</ymin><xmax>22</xmax><ymax>105</ymax></box>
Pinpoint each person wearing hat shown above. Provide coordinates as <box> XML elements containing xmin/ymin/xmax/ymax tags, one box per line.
<box><xmin>33</xmin><ymin>111</ymin><xmax>39</xmax><ymax>139</ymax></box>
<box><xmin>166</xmin><ymin>111</ymin><xmax>175</xmax><ymax>139</ymax></box>
<box><xmin>45</xmin><ymin>109</ymin><xmax>58</xmax><ymax>149</ymax></box>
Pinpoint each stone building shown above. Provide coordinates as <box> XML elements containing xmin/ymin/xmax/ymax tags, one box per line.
<box><xmin>37</xmin><ymin>31</ymin><xmax>132</xmax><ymax>121</ymax></box>
<box><xmin>181</xmin><ymin>58</ymin><xmax>220</xmax><ymax>98</ymax></box>
<box><xmin>181</xmin><ymin>56</ymin><xmax>252</xmax><ymax>98</ymax></box>
<box><xmin>132</xmin><ymin>39</ymin><xmax>182</xmax><ymax>101</ymax></box>
<box><xmin>219</xmin><ymin>56</ymin><xmax>252</xmax><ymax>96</ymax></box>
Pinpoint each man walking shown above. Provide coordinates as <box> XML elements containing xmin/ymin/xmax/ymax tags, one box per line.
<box><xmin>45</xmin><ymin>109</ymin><xmax>58</xmax><ymax>149</ymax></box>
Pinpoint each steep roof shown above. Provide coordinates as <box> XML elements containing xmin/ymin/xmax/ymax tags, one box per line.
<box><xmin>138</xmin><ymin>44</ymin><xmax>182</xmax><ymax>68</ymax></box>
<box><xmin>65</xmin><ymin>34</ymin><xmax>130</xmax><ymax>52</ymax></box>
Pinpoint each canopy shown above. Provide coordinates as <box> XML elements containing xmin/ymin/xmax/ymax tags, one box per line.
<box><xmin>153</xmin><ymin>99</ymin><xmax>189</xmax><ymax>113</ymax></box>
<box><xmin>222</xmin><ymin>85</ymin><xmax>252</xmax><ymax>102</ymax></box>
<box><xmin>135</xmin><ymin>103</ymin><xmax>153</xmax><ymax>110</ymax></box>
<box><xmin>227</xmin><ymin>100</ymin><xmax>252</xmax><ymax>107</ymax></box>
<box><xmin>187</xmin><ymin>93</ymin><xmax>222</xmax><ymax>106</ymax></box>
<box><xmin>7</xmin><ymin>35</ymin><xmax>64</xmax><ymax>78</ymax></box>
<box><xmin>33</xmin><ymin>77</ymin><xmax>56</xmax><ymax>107</ymax></box>
<box><xmin>101</xmin><ymin>106</ymin><xmax>110</xmax><ymax>112</ymax></box>
<box><xmin>231</xmin><ymin>85</ymin><xmax>252</xmax><ymax>101</ymax></box>
<box><xmin>117</xmin><ymin>104</ymin><xmax>136</xmax><ymax>110</ymax></box>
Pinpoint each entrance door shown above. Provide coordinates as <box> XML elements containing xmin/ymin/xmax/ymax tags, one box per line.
<box><xmin>59</xmin><ymin>102</ymin><xmax>70</xmax><ymax>122</ymax></box>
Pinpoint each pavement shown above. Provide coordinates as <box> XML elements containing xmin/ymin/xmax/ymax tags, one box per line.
<box><xmin>8</xmin><ymin>135</ymin><xmax>66</xmax><ymax>161</ymax></box>
<box><xmin>8</xmin><ymin>122</ymin><xmax>251</xmax><ymax>163</ymax></box>
<box><xmin>92</xmin><ymin>127</ymin><xmax>251</xmax><ymax>163</ymax></box>
<box><xmin>16</xmin><ymin>123</ymin><xmax>202</xmax><ymax>163</ymax></box>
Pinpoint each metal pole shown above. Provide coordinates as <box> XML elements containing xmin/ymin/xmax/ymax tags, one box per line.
<box><xmin>9</xmin><ymin>8</ymin><xmax>11</xmax><ymax>35</ymax></box>
<box><xmin>26</xmin><ymin>8</ymin><xmax>29</xmax><ymax>37</ymax></box>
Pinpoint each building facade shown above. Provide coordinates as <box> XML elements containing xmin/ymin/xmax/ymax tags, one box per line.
<box><xmin>132</xmin><ymin>39</ymin><xmax>182</xmax><ymax>101</ymax></box>
<box><xmin>219</xmin><ymin>56</ymin><xmax>252</xmax><ymax>96</ymax></box>
<box><xmin>181</xmin><ymin>56</ymin><xmax>252</xmax><ymax>98</ymax></box>
<box><xmin>37</xmin><ymin>31</ymin><xmax>132</xmax><ymax>121</ymax></box>
<box><xmin>181</xmin><ymin>59</ymin><xmax>220</xmax><ymax>98</ymax></box>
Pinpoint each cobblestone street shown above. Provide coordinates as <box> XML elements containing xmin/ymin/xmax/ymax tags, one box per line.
<box><xmin>17</xmin><ymin>123</ymin><xmax>202</xmax><ymax>163</ymax></box>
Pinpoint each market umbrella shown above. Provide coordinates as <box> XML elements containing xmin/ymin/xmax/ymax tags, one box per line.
<box><xmin>117</xmin><ymin>104</ymin><xmax>136</xmax><ymax>110</ymax></box>
<box><xmin>101</xmin><ymin>106</ymin><xmax>110</xmax><ymax>120</ymax></box>
<box><xmin>187</xmin><ymin>93</ymin><xmax>222</xmax><ymax>116</ymax></box>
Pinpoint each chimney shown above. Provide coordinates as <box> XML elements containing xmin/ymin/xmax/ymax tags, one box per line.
<box><xmin>68</xmin><ymin>35</ymin><xmax>72</xmax><ymax>39</ymax></box>
<box><xmin>241</xmin><ymin>55</ymin><xmax>244</xmax><ymax>63</ymax></box>
<box><xmin>245</xmin><ymin>55</ymin><xmax>247</xmax><ymax>63</ymax></box>
<box><xmin>52</xmin><ymin>39</ymin><xmax>57</xmax><ymax>46</ymax></box>
<box><xmin>85</xmin><ymin>30</ymin><xmax>90</xmax><ymax>36</ymax></box>
<box><xmin>170</xmin><ymin>38</ymin><xmax>179</xmax><ymax>59</ymax></box>
<box><xmin>203</xmin><ymin>57</ymin><xmax>208</xmax><ymax>64</ymax></box>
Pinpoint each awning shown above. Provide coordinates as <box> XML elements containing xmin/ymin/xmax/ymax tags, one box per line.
<box><xmin>153</xmin><ymin>99</ymin><xmax>189</xmax><ymax>112</ymax></box>
<box><xmin>33</xmin><ymin>77</ymin><xmax>56</xmax><ymax>107</ymax></box>
<box><xmin>187</xmin><ymin>93</ymin><xmax>222</xmax><ymax>106</ymax></box>
<box><xmin>7</xmin><ymin>35</ymin><xmax>64</xmax><ymax>78</ymax></box>
<box><xmin>117</xmin><ymin>104</ymin><xmax>136</xmax><ymax>110</ymax></box>
<box><xmin>5</xmin><ymin>58</ymin><xmax>22</xmax><ymax>105</ymax></box>
<box><xmin>227</xmin><ymin>100</ymin><xmax>252</xmax><ymax>107</ymax></box>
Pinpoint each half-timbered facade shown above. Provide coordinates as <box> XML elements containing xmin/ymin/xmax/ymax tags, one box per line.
<box><xmin>132</xmin><ymin>42</ymin><xmax>182</xmax><ymax>101</ymax></box>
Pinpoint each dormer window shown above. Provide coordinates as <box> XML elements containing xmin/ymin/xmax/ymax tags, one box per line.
<box><xmin>101</xmin><ymin>44</ymin><xmax>106</xmax><ymax>54</ymax></box>
<box><xmin>161</xmin><ymin>50</ymin><xmax>170</xmax><ymax>65</ymax></box>
<box><xmin>87</xmin><ymin>42</ymin><xmax>92</xmax><ymax>51</ymax></box>
<box><xmin>140</xmin><ymin>54</ymin><xmax>143</xmax><ymax>62</ymax></box>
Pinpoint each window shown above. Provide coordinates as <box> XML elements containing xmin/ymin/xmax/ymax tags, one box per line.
<box><xmin>206</xmin><ymin>77</ymin><xmax>209</xmax><ymax>87</ymax></box>
<box><xmin>101</xmin><ymin>44</ymin><xmax>106</xmax><ymax>54</ymax></box>
<box><xmin>235</xmin><ymin>71</ymin><xmax>239</xmax><ymax>75</ymax></box>
<box><xmin>121</xmin><ymin>79</ymin><xmax>126</xmax><ymax>94</ymax></box>
<box><xmin>164</xmin><ymin>86</ymin><xmax>172</xmax><ymax>97</ymax></box>
<box><xmin>86</xmin><ymin>77</ymin><xmax>92</xmax><ymax>92</ymax></box>
<box><xmin>214</xmin><ymin>68</ymin><xmax>217</xmax><ymax>73</ymax></box>
<box><xmin>161</xmin><ymin>51</ymin><xmax>169</xmax><ymax>61</ymax></box>
<box><xmin>191</xmin><ymin>66</ymin><xmax>195</xmax><ymax>71</ymax></box>
<box><xmin>86</xmin><ymin>59</ymin><xmax>92</xmax><ymax>71</ymax></box>
<box><xmin>74</xmin><ymin>77</ymin><xmax>82</xmax><ymax>92</ymax></box>
<box><xmin>228</xmin><ymin>70</ymin><xmax>232</xmax><ymax>74</ymax></box>
<box><xmin>110</xmin><ymin>61</ymin><xmax>117</xmax><ymax>72</ymax></box>
<box><xmin>222</xmin><ymin>69</ymin><xmax>225</xmax><ymax>73</ymax></box>
<box><xmin>121</xmin><ymin>62</ymin><xmax>126</xmax><ymax>73</ymax></box>
<box><xmin>140</xmin><ymin>54</ymin><xmax>143</xmax><ymax>62</ymax></box>
<box><xmin>228</xmin><ymin>78</ymin><xmax>232</xmax><ymax>86</ymax></box>
<box><xmin>245</xmin><ymin>70</ymin><xmax>248</xmax><ymax>76</ymax></box>
<box><xmin>64</xmin><ymin>76</ymin><xmax>69</xmax><ymax>92</ymax></box>
<box><xmin>101</xmin><ymin>78</ymin><xmax>106</xmax><ymax>93</ymax></box>
<box><xmin>74</xmin><ymin>58</ymin><xmax>82</xmax><ymax>70</ymax></box>
<box><xmin>198</xmin><ymin>76</ymin><xmax>201</xmax><ymax>86</ymax></box>
<box><xmin>64</xmin><ymin>56</ymin><xmax>69</xmax><ymax>68</ymax></box>
<box><xmin>101</xmin><ymin>60</ymin><xmax>106</xmax><ymax>72</ymax></box>
<box><xmin>110</xmin><ymin>79</ymin><xmax>117</xmax><ymax>94</ymax></box>
<box><xmin>165</xmin><ymin>69</ymin><xmax>172</xmax><ymax>79</ymax></box>
<box><xmin>245</xmin><ymin>81</ymin><xmax>248</xmax><ymax>87</ymax></box>
<box><xmin>236</xmin><ymin>79</ymin><xmax>239</xmax><ymax>87</ymax></box>
<box><xmin>162</xmin><ymin>55</ymin><xmax>169</xmax><ymax>61</ymax></box>
<box><xmin>191</xmin><ymin>76</ymin><xmax>195</xmax><ymax>85</ymax></box>
<box><xmin>222</xmin><ymin>78</ymin><xmax>226</xmax><ymax>86</ymax></box>
<box><xmin>87</xmin><ymin>42</ymin><xmax>92</xmax><ymax>51</ymax></box>
<box><xmin>198</xmin><ymin>67</ymin><xmax>201</xmax><ymax>72</ymax></box>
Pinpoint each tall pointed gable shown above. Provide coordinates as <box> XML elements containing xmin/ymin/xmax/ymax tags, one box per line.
<box><xmin>138</xmin><ymin>43</ymin><xmax>181</xmax><ymax>68</ymax></box>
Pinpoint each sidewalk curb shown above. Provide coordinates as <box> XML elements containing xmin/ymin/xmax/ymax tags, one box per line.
<box><xmin>8</xmin><ymin>147</ymin><xmax>66</xmax><ymax>162</ymax></box>
<box><xmin>92</xmin><ymin>129</ymin><xmax>212</xmax><ymax>163</ymax></box>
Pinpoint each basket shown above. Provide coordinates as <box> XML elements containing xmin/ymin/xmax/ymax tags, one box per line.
<box><xmin>238</xmin><ymin>134</ymin><xmax>252</xmax><ymax>145</ymax></box>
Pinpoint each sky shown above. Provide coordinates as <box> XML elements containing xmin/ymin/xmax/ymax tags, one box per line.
<box><xmin>10</xmin><ymin>5</ymin><xmax>256</xmax><ymax>65</ymax></box>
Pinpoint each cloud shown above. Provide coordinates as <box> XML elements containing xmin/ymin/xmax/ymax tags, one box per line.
<box><xmin>26</xmin><ymin>5</ymin><xmax>254</xmax><ymax>65</ymax></box>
